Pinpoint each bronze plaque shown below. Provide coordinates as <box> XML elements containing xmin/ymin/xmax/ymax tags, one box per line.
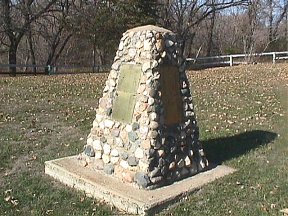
<box><xmin>112</xmin><ymin>64</ymin><xmax>141</xmax><ymax>123</ymax></box>
<box><xmin>160</xmin><ymin>65</ymin><xmax>183</xmax><ymax>125</ymax></box>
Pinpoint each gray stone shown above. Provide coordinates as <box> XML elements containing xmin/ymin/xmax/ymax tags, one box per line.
<box><xmin>128</xmin><ymin>131</ymin><xmax>138</xmax><ymax>142</ymax></box>
<box><xmin>165</xmin><ymin>40</ymin><xmax>174</xmax><ymax>47</ymax></box>
<box><xmin>181</xmin><ymin>88</ymin><xmax>189</xmax><ymax>95</ymax></box>
<box><xmin>127</xmin><ymin>156</ymin><xmax>138</xmax><ymax>166</ymax></box>
<box><xmin>106</xmin><ymin>108</ymin><xmax>112</xmax><ymax>116</ymax></box>
<box><xmin>112</xmin><ymin>128</ymin><xmax>120</xmax><ymax>137</ymax></box>
<box><xmin>120</xmin><ymin>151</ymin><xmax>129</xmax><ymax>160</ymax></box>
<box><xmin>84</xmin><ymin>145</ymin><xmax>95</xmax><ymax>157</ymax></box>
<box><xmin>100</xmin><ymin>137</ymin><xmax>107</xmax><ymax>143</ymax></box>
<box><xmin>104</xmin><ymin>164</ymin><xmax>114</xmax><ymax>175</ymax></box>
<box><xmin>134</xmin><ymin>172</ymin><xmax>150</xmax><ymax>188</ymax></box>
<box><xmin>132</xmin><ymin>122</ymin><xmax>140</xmax><ymax>131</ymax></box>
<box><xmin>149</xmin><ymin>89</ymin><xmax>157</xmax><ymax>97</ymax></box>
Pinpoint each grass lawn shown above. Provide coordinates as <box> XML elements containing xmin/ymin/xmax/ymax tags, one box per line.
<box><xmin>0</xmin><ymin>63</ymin><xmax>287</xmax><ymax>215</ymax></box>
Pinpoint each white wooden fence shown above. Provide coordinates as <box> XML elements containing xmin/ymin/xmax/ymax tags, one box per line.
<box><xmin>186</xmin><ymin>51</ymin><xmax>288</xmax><ymax>67</ymax></box>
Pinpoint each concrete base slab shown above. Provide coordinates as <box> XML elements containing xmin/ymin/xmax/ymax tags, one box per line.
<box><xmin>45</xmin><ymin>156</ymin><xmax>236</xmax><ymax>215</ymax></box>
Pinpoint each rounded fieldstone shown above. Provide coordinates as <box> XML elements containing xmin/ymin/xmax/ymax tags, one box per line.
<box><xmin>111</xmin><ymin>156</ymin><xmax>119</xmax><ymax>164</ymax></box>
<box><xmin>135</xmin><ymin>147</ymin><xmax>144</xmax><ymax>159</ymax></box>
<box><xmin>102</xmin><ymin>154</ymin><xmax>110</xmax><ymax>164</ymax></box>
<box><xmin>148</xmin><ymin>130</ymin><xmax>158</xmax><ymax>139</ymax></box>
<box><xmin>104</xmin><ymin>164</ymin><xmax>114</xmax><ymax>175</ymax></box>
<box><xmin>92</xmin><ymin>140</ymin><xmax>102</xmax><ymax>151</ymax></box>
<box><xmin>134</xmin><ymin>172</ymin><xmax>150</xmax><ymax>188</ymax></box>
<box><xmin>128</xmin><ymin>131</ymin><xmax>138</xmax><ymax>142</ymax></box>
<box><xmin>100</xmin><ymin>137</ymin><xmax>107</xmax><ymax>143</ymax></box>
<box><xmin>148</xmin><ymin>97</ymin><xmax>155</xmax><ymax>105</ymax></box>
<box><xmin>84</xmin><ymin>145</ymin><xmax>95</xmax><ymax>157</ymax></box>
<box><xmin>149</xmin><ymin>121</ymin><xmax>159</xmax><ymax>130</ymax></box>
<box><xmin>120</xmin><ymin>160</ymin><xmax>129</xmax><ymax>169</ymax></box>
<box><xmin>103</xmin><ymin>143</ymin><xmax>111</xmax><ymax>155</ymax></box>
<box><xmin>110</xmin><ymin>149</ymin><xmax>119</xmax><ymax>157</ymax></box>
<box><xmin>120</xmin><ymin>151</ymin><xmax>129</xmax><ymax>160</ymax></box>
<box><xmin>132</xmin><ymin>122</ymin><xmax>140</xmax><ymax>131</ymax></box>
<box><xmin>87</xmin><ymin>137</ymin><xmax>93</xmax><ymax>145</ymax></box>
<box><xmin>95</xmin><ymin>151</ymin><xmax>102</xmax><ymax>159</ymax></box>
<box><xmin>127</xmin><ymin>156</ymin><xmax>138</xmax><ymax>166</ymax></box>
<box><xmin>149</xmin><ymin>89</ymin><xmax>157</xmax><ymax>97</ymax></box>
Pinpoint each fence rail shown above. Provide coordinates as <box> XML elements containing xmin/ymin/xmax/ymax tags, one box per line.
<box><xmin>1</xmin><ymin>51</ymin><xmax>287</xmax><ymax>76</ymax></box>
<box><xmin>186</xmin><ymin>51</ymin><xmax>288</xmax><ymax>67</ymax></box>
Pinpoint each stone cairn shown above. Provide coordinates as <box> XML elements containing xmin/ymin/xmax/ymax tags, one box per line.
<box><xmin>78</xmin><ymin>25</ymin><xmax>208</xmax><ymax>189</ymax></box>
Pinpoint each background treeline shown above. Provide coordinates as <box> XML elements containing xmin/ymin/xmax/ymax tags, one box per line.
<box><xmin>0</xmin><ymin>0</ymin><xmax>287</xmax><ymax>76</ymax></box>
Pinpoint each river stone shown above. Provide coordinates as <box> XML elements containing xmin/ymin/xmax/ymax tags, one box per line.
<box><xmin>139</xmin><ymin>159</ymin><xmax>149</xmax><ymax>172</ymax></box>
<box><xmin>102</xmin><ymin>154</ymin><xmax>110</xmax><ymax>164</ymax></box>
<box><xmin>84</xmin><ymin>145</ymin><xmax>95</xmax><ymax>157</ymax></box>
<box><xmin>120</xmin><ymin>151</ymin><xmax>129</xmax><ymax>160</ymax></box>
<box><xmin>135</xmin><ymin>147</ymin><xmax>144</xmax><ymax>159</ymax></box>
<box><xmin>92</xmin><ymin>140</ymin><xmax>102</xmax><ymax>151</ymax></box>
<box><xmin>103</xmin><ymin>143</ymin><xmax>111</xmax><ymax>155</ymax></box>
<box><xmin>120</xmin><ymin>160</ymin><xmax>129</xmax><ymax>169</ymax></box>
<box><xmin>125</xmin><ymin>124</ymin><xmax>132</xmax><ymax>132</ymax></box>
<box><xmin>87</xmin><ymin>137</ymin><xmax>93</xmax><ymax>146</ymax></box>
<box><xmin>148</xmin><ymin>97</ymin><xmax>155</xmax><ymax>105</ymax></box>
<box><xmin>142</xmin><ymin>62</ymin><xmax>151</xmax><ymax>72</ymax></box>
<box><xmin>112</xmin><ymin>128</ymin><xmax>120</xmax><ymax>137</ymax></box>
<box><xmin>149</xmin><ymin>121</ymin><xmax>159</xmax><ymax>130</ymax></box>
<box><xmin>132</xmin><ymin>122</ymin><xmax>140</xmax><ymax>131</ymax></box>
<box><xmin>110</xmin><ymin>149</ymin><xmax>119</xmax><ymax>157</ymax></box>
<box><xmin>127</xmin><ymin>156</ymin><xmax>138</xmax><ymax>166</ymax></box>
<box><xmin>128</xmin><ymin>131</ymin><xmax>138</xmax><ymax>142</ymax></box>
<box><xmin>104</xmin><ymin>119</ymin><xmax>114</xmax><ymax>128</ymax></box>
<box><xmin>110</xmin><ymin>156</ymin><xmax>119</xmax><ymax>164</ymax></box>
<box><xmin>134</xmin><ymin>172</ymin><xmax>150</xmax><ymax>188</ymax></box>
<box><xmin>148</xmin><ymin>130</ymin><xmax>158</xmax><ymax>139</ymax></box>
<box><xmin>104</xmin><ymin>164</ymin><xmax>114</xmax><ymax>175</ymax></box>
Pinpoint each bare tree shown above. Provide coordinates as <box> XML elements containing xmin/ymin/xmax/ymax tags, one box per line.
<box><xmin>0</xmin><ymin>0</ymin><xmax>57</xmax><ymax>76</ymax></box>
<box><xmin>158</xmin><ymin>0</ymin><xmax>249</xmax><ymax>57</ymax></box>
<box><xmin>36</xmin><ymin>0</ymin><xmax>73</xmax><ymax>74</ymax></box>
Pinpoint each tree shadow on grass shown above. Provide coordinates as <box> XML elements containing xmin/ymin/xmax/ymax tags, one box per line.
<box><xmin>202</xmin><ymin>130</ymin><xmax>278</xmax><ymax>165</ymax></box>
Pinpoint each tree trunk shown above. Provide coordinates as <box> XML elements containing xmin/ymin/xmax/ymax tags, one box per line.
<box><xmin>8</xmin><ymin>42</ymin><xmax>17</xmax><ymax>77</ymax></box>
<box><xmin>268</xmin><ymin>0</ymin><xmax>273</xmax><ymax>42</ymax></box>
<box><xmin>206</xmin><ymin>10</ymin><xmax>216</xmax><ymax>56</ymax></box>
<box><xmin>28</xmin><ymin>27</ymin><xmax>37</xmax><ymax>75</ymax></box>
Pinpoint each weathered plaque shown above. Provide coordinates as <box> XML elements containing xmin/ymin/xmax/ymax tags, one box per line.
<box><xmin>112</xmin><ymin>64</ymin><xmax>141</xmax><ymax>123</ymax></box>
<box><xmin>160</xmin><ymin>65</ymin><xmax>183</xmax><ymax>125</ymax></box>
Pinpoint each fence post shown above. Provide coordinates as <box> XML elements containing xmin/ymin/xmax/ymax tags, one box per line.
<box><xmin>229</xmin><ymin>55</ymin><xmax>233</xmax><ymax>66</ymax></box>
<box><xmin>272</xmin><ymin>52</ymin><xmax>276</xmax><ymax>64</ymax></box>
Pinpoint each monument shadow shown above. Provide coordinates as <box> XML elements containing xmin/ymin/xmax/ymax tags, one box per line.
<box><xmin>202</xmin><ymin>130</ymin><xmax>278</xmax><ymax>165</ymax></box>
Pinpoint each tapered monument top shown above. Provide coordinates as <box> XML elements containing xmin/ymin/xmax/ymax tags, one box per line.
<box><xmin>126</xmin><ymin>25</ymin><xmax>172</xmax><ymax>34</ymax></box>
